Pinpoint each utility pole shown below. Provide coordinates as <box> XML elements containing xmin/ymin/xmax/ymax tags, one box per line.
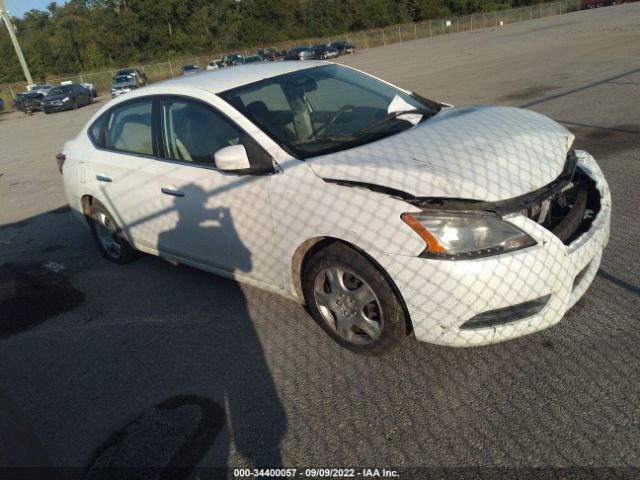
<box><xmin>0</xmin><ymin>0</ymin><xmax>34</xmax><ymax>88</ymax></box>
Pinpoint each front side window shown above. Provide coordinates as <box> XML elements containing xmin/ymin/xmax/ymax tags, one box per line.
<box><xmin>219</xmin><ymin>64</ymin><xmax>441</xmax><ymax>159</ymax></box>
<box><xmin>106</xmin><ymin>100</ymin><xmax>154</xmax><ymax>156</ymax></box>
<box><xmin>49</xmin><ymin>86</ymin><xmax>73</xmax><ymax>96</ymax></box>
<box><xmin>161</xmin><ymin>98</ymin><xmax>245</xmax><ymax>165</ymax></box>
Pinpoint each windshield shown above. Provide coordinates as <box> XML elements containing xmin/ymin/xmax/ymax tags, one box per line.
<box><xmin>113</xmin><ymin>76</ymin><xmax>133</xmax><ymax>84</ymax></box>
<box><xmin>49</xmin><ymin>86</ymin><xmax>72</xmax><ymax>95</ymax></box>
<box><xmin>219</xmin><ymin>64</ymin><xmax>440</xmax><ymax>159</ymax></box>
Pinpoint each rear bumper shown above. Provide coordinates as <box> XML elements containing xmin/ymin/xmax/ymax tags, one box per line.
<box><xmin>369</xmin><ymin>151</ymin><xmax>611</xmax><ymax>347</ymax></box>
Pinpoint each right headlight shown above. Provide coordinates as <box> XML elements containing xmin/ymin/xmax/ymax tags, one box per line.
<box><xmin>402</xmin><ymin>212</ymin><xmax>536</xmax><ymax>260</ymax></box>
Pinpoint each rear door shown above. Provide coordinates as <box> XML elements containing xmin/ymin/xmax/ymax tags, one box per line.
<box><xmin>89</xmin><ymin>97</ymin><xmax>164</xmax><ymax>249</ymax></box>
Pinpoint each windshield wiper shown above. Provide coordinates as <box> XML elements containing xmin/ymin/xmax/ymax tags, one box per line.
<box><xmin>290</xmin><ymin>135</ymin><xmax>358</xmax><ymax>146</ymax></box>
<box><xmin>354</xmin><ymin>108</ymin><xmax>433</xmax><ymax>136</ymax></box>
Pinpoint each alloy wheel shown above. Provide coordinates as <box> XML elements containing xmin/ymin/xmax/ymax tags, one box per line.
<box><xmin>313</xmin><ymin>267</ymin><xmax>382</xmax><ymax>345</ymax></box>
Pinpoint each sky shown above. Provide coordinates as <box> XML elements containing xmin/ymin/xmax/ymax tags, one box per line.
<box><xmin>4</xmin><ymin>0</ymin><xmax>67</xmax><ymax>18</ymax></box>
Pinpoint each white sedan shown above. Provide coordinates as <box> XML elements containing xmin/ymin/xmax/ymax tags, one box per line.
<box><xmin>57</xmin><ymin>61</ymin><xmax>611</xmax><ymax>354</ymax></box>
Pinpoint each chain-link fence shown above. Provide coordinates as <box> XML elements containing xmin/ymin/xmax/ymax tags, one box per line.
<box><xmin>0</xmin><ymin>0</ymin><xmax>581</xmax><ymax>113</ymax></box>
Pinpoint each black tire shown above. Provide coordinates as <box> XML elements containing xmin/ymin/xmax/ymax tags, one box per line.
<box><xmin>44</xmin><ymin>110</ymin><xmax>50</xmax><ymax>115</ymax></box>
<box><xmin>87</xmin><ymin>201</ymin><xmax>137</xmax><ymax>264</ymax></box>
<box><xmin>302</xmin><ymin>242</ymin><xmax>407</xmax><ymax>355</ymax></box>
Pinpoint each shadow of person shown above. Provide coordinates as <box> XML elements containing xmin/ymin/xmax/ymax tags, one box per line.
<box><xmin>156</xmin><ymin>183</ymin><xmax>287</xmax><ymax>470</ymax></box>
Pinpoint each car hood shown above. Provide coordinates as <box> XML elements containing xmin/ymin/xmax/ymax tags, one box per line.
<box><xmin>306</xmin><ymin>106</ymin><xmax>575</xmax><ymax>202</ymax></box>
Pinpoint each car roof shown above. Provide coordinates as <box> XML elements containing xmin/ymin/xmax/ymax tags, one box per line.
<box><xmin>157</xmin><ymin>61</ymin><xmax>327</xmax><ymax>94</ymax></box>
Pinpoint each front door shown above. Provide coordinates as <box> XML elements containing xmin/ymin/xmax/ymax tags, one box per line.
<box><xmin>154</xmin><ymin>96</ymin><xmax>282</xmax><ymax>288</ymax></box>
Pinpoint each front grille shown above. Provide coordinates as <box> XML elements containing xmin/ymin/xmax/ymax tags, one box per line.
<box><xmin>523</xmin><ymin>167</ymin><xmax>600</xmax><ymax>245</ymax></box>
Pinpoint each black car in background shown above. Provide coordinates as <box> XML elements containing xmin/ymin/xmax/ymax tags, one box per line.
<box><xmin>311</xmin><ymin>44</ymin><xmax>340</xmax><ymax>60</ymax></box>
<box><xmin>285</xmin><ymin>47</ymin><xmax>314</xmax><ymax>60</ymax></box>
<box><xmin>113</xmin><ymin>68</ymin><xmax>148</xmax><ymax>87</ymax></box>
<box><xmin>14</xmin><ymin>91</ymin><xmax>44</xmax><ymax>113</ymax></box>
<box><xmin>180</xmin><ymin>64</ymin><xmax>202</xmax><ymax>75</ymax></box>
<box><xmin>223</xmin><ymin>53</ymin><xmax>244</xmax><ymax>66</ymax></box>
<box><xmin>41</xmin><ymin>84</ymin><xmax>92</xmax><ymax>114</ymax></box>
<box><xmin>243</xmin><ymin>55</ymin><xmax>263</xmax><ymax>64</ymax></box>
<box><xmin>330</xmin><ymin>41</ymin><xmax>356</xmax><ymax>55</ymax></box>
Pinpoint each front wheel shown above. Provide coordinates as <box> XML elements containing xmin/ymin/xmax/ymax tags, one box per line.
<box><xmin>87</xmin><ymin>201</ymin><xmax>137</xmax><ymax>264</ymax></box>
<box><xmin>302</xmin><ymin>243</ymin><xmax>407</xmax><ymax>355</ymax></box>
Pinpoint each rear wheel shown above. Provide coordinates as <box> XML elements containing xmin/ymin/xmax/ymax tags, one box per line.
<box><xmin>302</xmin><ymin>243</ymin><xmax>407</xmax><ymax>355</ymax></box>
<box><xmin>87</xmin><ymin>201</ymin><xmax>137</xmax><ymax>264</ymax></box>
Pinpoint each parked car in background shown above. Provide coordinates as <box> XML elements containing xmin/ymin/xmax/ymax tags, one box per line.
<box><xmin>0</xmin><ymin>97</ymin><xmax>4</xmax><ymax>111</ymax></box>
<box><xmin>180</xmin><ymin>64</ymin><xmax>202</xmax><ymax>76</ymax></box>
<box><xmin>224</xmin><ymin>53</ymin><xmax>244</xmax><ymax>66</ymax></box>
<box><xmin>113</xmin><ymin>68</ymin><xmax>148</xmax><ymax>87</ymax></box>
<box><xmin>83</xmin><ymin>83</ymin><xmax>98</xmax><ymax>98</ymax></box>
<box><xmin>243</xmin><ymin>55</ymin><xmax>263</xmax><ymax>64</ymax></box>
<box><xmin>41</xmin><ymin>84</ymin><xmax>92</xmax><ymax>113</ymax></box>
<box><xmin>111</xmin><ymin>75</ymin><xmax>140</xmax><ymax>98</ymax></box>
<box><xmin>312</xmin><ymin>44</ymin><xmax>339</xmax><ymax>60</ymax></box>
<box><xmin>330</xmin><ymin>41</ymin><xmax>356</xmax><ymax>55</ymax></box>
<box><xmin>584</xmin><ymin>0</ymin><xmax>624</xmax><ymax>6</ymax></box>
<box><xmin>285</xmin><ymin>47</ymin><xmax>314</xmax><ymax>61</ymax></box>
<box><xmin>207</xmin><ymin>59</ymin><xmax>224</xmax><ymax>70</ymax></box>
<box><xmin>15</xmin><ymin>91</ymin><xmax>44</xmax><ymax>113</ymax></box>
<box><xmin>31</xmin><ymin>85</ymin><xmax>54</xmax><ymax>96</ymax></box>
<box><xmin>258</xmin><ymin>47</ymin><xmax>286</xmax><ymax>61</ymax></box>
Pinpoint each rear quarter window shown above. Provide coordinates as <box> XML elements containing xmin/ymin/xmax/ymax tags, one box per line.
<box><xmin>88</xmin><ymin>114</ymin><xmax>106</xmax><ymax>147</ymax></box>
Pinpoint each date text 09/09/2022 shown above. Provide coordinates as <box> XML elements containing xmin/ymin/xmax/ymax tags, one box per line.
<box><xmin>232</xmin><ymin>468</ymin><xmax>400</xmax><ymax>478</ymax></box>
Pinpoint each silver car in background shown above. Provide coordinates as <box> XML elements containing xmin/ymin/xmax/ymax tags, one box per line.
<box><xmin>111</xmin><ymin>75</ymin><xmax>139</xmax><ymax>98</ymax></box>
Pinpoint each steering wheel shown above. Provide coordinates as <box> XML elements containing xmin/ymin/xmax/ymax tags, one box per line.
<box><xmin>315</xmin><ymin>104</ymin><xmax>356</xmax><ymax>136</ymax></box>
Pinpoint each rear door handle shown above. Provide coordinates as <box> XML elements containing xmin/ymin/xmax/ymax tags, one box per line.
<box><xmin>161</xmin><ymin>187</ymin><xmax>185</xmax><ymax>197</ymax></box>
<box><xmin>96</xmin><ymin>175</ymin><xmax>112</xmax><ymax>183</ymax></box>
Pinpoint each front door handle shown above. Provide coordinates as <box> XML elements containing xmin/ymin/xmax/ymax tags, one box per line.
<box><xmin>161</xmin><ymin>187</ymin><xmax>185</xmax><ymax>197</ymax></box>
<box><xmin>96</xmin><ymin>175</ymin><xmax>112</xmax><ymax>183</ymax></box>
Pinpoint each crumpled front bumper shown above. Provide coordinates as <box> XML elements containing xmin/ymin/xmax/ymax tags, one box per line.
<box><xmin>369</xmin><ymin>150</ymin><xmax>611</xmax><ymax>347</ymax></box>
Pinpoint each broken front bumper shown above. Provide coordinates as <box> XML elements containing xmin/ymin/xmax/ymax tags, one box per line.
<box><xmin>369</xmin><ymin>151</ymin><xmax>611</xmax><ymax>347</ymax></box>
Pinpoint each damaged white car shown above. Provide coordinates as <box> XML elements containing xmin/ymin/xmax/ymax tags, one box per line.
<box><xmin>58</xmin><ymin>62</ymin><xmax>611</xmax><ymax>354</ymax></box>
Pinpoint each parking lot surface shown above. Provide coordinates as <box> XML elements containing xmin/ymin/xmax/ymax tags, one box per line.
<box><xmin>1</xmin><ymin>4</ymin><xmax>639</xmax><ymax>476</ymax></box>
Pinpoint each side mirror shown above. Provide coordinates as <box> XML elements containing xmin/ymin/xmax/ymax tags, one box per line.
<box><xmin>214</xmin><ymin>145</ymin><xmax>251</xmax><ymax>172</ymax></box>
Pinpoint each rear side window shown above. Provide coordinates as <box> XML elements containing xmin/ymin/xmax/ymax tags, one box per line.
<box><xmin>88</xmin><ymin>115</ymin><xmax>106</xmax><ymax>147</ymax></box>
<box><xmin>106</xmin><ymin>100</ymin><xmax>154</xmax><ymax>156</ymax></box>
